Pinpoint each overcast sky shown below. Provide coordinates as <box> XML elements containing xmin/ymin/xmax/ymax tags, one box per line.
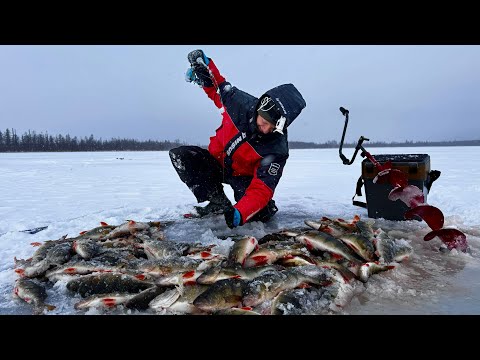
<box><xmin>1</xmin><ymin>45</ymin><xmax>479</xmax><ymax>145</ymax></box>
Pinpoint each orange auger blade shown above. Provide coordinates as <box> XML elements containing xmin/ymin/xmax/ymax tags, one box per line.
<box><xmin>424</xmin><ymin>228</ymin><xmax>468</xmax><ymax>252</ymax></box>
<box><xmin>405</xmin><ymin>204</ymin><xmax>444</xmax><ymax>231</ymax></box>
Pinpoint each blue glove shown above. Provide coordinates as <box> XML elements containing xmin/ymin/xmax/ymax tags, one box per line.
<box><xmin>185</xmin><ymin>67</ymin><xmax>196</xmax><ymax>83</ymax></box>
<box><xmin>187</xmin><ymin>49</ymin><xmax>210</xmax><ymax>67</ymax></box>
<box><xmin>224</xmin><ymin>205</ymin><xmax>242</xmax><ymax>229</ymax></box>
<box><xmin>185</xmin><ymin>49</ymin><xmax>213</xmax><ymax>87</ymax></box>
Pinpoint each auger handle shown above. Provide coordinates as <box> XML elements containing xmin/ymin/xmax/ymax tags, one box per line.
<box><xmin>338</xmin><ymin>107</ymin><xmax>370</xmax><ymax>165</ymax></box>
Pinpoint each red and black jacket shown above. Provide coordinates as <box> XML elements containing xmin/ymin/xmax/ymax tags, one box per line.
<box><xmin>201</xmin><ymin>59</ymin><xmax>306</xmax><ymax>223</ymax></box>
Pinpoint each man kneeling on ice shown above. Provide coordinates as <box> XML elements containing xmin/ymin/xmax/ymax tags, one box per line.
<box><xmin>169</xmin><ymin>49</ymin><xmax>307</xmax><ymax>229</ymax></box>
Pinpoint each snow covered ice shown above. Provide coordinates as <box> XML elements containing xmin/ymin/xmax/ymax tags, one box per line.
<box><xmin>1</xmin><ymin>146</ymin><xmax>479</xmax><ymax>314</ymax></box>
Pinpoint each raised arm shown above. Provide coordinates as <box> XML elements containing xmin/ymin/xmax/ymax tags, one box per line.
<box><xmin>185</xmin><ymin>49</ymin><xmax>226</xmax><ymax>109</ymax></box>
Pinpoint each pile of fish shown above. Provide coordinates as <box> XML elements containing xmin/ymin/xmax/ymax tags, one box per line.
<box><xmin>12</xmin><ymin>216</ymin><xmax>413</xmax><ymax>315</ymax></box>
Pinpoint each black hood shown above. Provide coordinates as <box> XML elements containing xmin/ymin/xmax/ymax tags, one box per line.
<box><xmin>255</xmin><ymin>84</ymin><xmax>306</xmax><ymax>130</ymax></box>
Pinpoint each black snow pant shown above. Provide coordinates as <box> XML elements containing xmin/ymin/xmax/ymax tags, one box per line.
<box><xmin>169</xmin><ymin>145</ymin><xmax>278</xmax><ymax>223</ymax></box>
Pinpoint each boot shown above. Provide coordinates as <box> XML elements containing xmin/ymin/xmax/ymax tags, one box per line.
<box><xmin>194</xmin><ymin>190</ymin><xmax>232</xmax><ymax>217</ymax></box>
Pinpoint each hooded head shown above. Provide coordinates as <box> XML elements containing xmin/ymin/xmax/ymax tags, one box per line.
<box><xmin>257</xmin><ymin>96</ymin><xmax>281</xmax><ymax>125</ymax></box>
<box><xmin>254</xmin><ymin>84</ymin><xmax>306</xmax><ymax>135</ymax></box>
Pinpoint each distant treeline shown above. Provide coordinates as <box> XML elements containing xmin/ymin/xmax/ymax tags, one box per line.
<box><xmin>0</xmin><ymin>128</ymin><xmax>479</xmax><ymax>152</ymax></box>
<box><xmin>0</xmin><ymin>129</ymin><xmax>187</xmax><ymax>152</ymax></box>
<box><xmin>289</xmin><ymin>139</ymin><xmax>480</xmax><ymax>149</ymax></box>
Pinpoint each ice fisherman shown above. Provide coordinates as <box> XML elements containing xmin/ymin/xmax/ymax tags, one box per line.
<box><xmin>169</xmin><ymin>49</ymin><xmax>306</xmax><ymax>229</ymax></box>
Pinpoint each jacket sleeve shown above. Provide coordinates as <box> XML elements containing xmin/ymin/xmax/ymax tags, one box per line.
<box><xmin>234</xmin><ymin>154</ymin><xmax>288</xmax><ymax>223</ymax></box>
<box><xmin>201</xmin><ymin>58</ymin><xmax>226</xmax><ymax>109</ymax></box>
